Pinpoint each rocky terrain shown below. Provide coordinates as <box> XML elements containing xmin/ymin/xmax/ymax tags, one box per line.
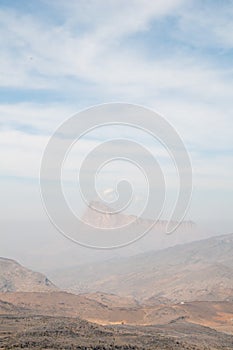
<box><xmin>1</xmin><ymin>314</ymin><xmax>233</xmax><ymax>349</ymax></box>
<box><xmin>1</xmin><ymin>292</ymin><xmax>233</xmax><ymax>334</ymax></box>
<box><xmin>50</xmin><ymin>233</ymin><xmax>233</xmax><ymax>302</ymax></box>
<box><xmin>1</xmin><ymin>233</ymin><xmax>233</xmax><ymax>349</ymax></box>
<box><xmin>82</xmin><ymin>201</ymin><xmax>195</xmax><ymax>230</ymax></box>
<box><xmin>0</xmin><ymin>257</ymin><xmax>57</xmax><ymax>292</ymax></box>
<box><xmin>0</xmin><ymin>288</ymin><xmax>233</xmax><ymax>349</ymax></box>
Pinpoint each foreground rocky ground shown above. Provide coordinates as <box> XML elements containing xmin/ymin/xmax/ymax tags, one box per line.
<box><xmin>1</xmin><ymin>292</ymin><xmax>233</xmax><ymax>334</ymax></box>
<box><xmin>0</xmin><ymin>314</ymin><xmax>233</xmax><ymax>350</ymax></box>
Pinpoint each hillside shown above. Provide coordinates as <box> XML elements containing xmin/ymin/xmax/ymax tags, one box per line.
<box><xmin>0</xmin><ymin>257</ymin><xmax>57</xmax><ymax>292</ymax></box>
<box><xmin>1</xmin><ymin>292</ymin><xmax>233</xmax><ymax>349</ymax></box>
<box><xmin>1</xmin><ymin>292</ymin><xmax>233</xmax><ymax>334</ymax></box>
<box><xmin>0</xmin><ymin>253</ymin><xmax>233</xmax><ymax>348</ymax></box>
<box><xmin>50</xmin><ymin>232</ymin><xmax>233</xmax><ymax>302</ymax></box>
<box><xmin>3</xmin><ymin>314</ymin><xmax>231</xmax><ymax>350</ymax></box>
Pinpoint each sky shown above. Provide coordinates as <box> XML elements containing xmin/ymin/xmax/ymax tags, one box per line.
<box><xmin>0</xmin><ymin>0</ymin><xmax>233</xmax><ymax>268</ymax></box>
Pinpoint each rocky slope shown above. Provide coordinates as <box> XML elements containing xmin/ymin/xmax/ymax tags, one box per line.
<box><xmin>50</xmin><ymin>232</ymin><xmax>233</xmax><ymax>302</ymax></box>
<box><xmin>3</xmin><ymin>314</ymin><xmax>228</xmax><ymax>350</ymax></box>
<box><xmin>1</xmin><ymin>292</ymin><xmax>233</xmax><ymax>334</ymax></box>
<box><xmin>0</xmin><ymin>257</ymin><xmax>57</xmax><ymax>292</ymax></box>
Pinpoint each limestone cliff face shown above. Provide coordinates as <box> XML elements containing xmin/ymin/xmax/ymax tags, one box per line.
<box><xmin>82</xmin><ymin>200</ymin><xmax>194</xmax><ymax>230</ymax></box>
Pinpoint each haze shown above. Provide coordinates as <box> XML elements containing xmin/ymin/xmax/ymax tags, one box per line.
<box><xmin>0</xmin><ymin>0</ymin><xmax>233</xmax><ymax>273</ymax></box>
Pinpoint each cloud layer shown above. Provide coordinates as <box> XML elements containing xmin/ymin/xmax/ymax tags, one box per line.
<box><xmin>0</xmin><ymin>0</ymin><xmax>233</xmax><ymax>229</ymax></box>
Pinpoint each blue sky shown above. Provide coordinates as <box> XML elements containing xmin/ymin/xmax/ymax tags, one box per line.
<box><xmin>0</xmin><ymin>0</ymin><xmax>233</xmax><ymax>234</ymax></box>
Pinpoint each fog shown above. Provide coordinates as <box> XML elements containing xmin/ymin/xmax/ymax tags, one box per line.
<box><xmin>0</xmin><ymin>216</ymin><xmax>230</xmax><ymax>275</ymax></box>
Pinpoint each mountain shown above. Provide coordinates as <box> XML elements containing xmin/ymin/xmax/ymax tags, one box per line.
<box><xmin>0</xmin><ymin>257</ymin><xmax>57</xmax><ymax>292</ymax></box>
<box><xmin>1</xmin><ymin>290</ymin><xmax>233</xmax><ymax>344</ymax></box>
<box><xmin>0</xmin><ymin>255</ymin><xmax>233</xmax><ymax>348</ymax></box>
<box><xmin>79</xmin><ymin>200</ymin><xmax>205</xmax><ymax>256</ymax></box>
<box><xmin>83</xmin><ymin>200</ymin><xmax>195</xmax><ymax>230</ymax></box>
<box><xmin>50</xmin><ymin>232</ymin><xmax>233</xmax><ymax>302</ymax></box>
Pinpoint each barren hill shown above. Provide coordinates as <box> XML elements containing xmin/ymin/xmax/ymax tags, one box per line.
<box><xmin>0</xmin><ymin>255</ymin><xmax>233</xmax><ymax>348</ymax></box>
<box><xmin>0</xmin><ymin>257</ymin><xmax>57</xmax><ymax>292</ymax></box>
<box><xmin>50</xmin><ymin>232</ymin><xmax>233</xmax><ymax>302</ymax></box>
<box><xmin>3</xmin><ymin>313</ymin><xmax>229</xmax><ymax>350</ymax></box>
<box><xmin>1</xmin><ymin>291</ymin><xmax>233</xmax><ymax>333</ymax></box>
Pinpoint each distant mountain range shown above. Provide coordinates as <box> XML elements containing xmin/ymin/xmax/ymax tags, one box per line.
<box><xmin>50</xmin><ymin>232</ymin><xmax>233</xmax><ymax>302</ymax></box>
<box><xmin>0</xmin><ymin>257</ymin><xmax>57</xmax><ymax>292</ymax></box>
<box><xmin>83</xmin><ymin>200</ymin><xmax>195</xmax><ymax>230</ymax></box>
<box><xmin>80</xmin><ymin>200</ymin><xmax>204</xmax><ymax>255</ymax></box>
<box><xmin>1</xmin><ymin>234</ymin><xmax>233</xmax><ymax>343</ymax></box>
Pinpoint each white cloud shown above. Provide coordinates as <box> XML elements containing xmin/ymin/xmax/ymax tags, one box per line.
<box><xmin>177</xmin><ymin>1</ymin><xmax>233</xmax><ymax>49</ymax></box>
<box><xmin>0</xmin><ymin>0</ymin><xmax>233</xmax><ymax>226</ymax></box>
<box><xmin>0</xmin><ymin>103</ymin><xmax>76</xmax><ymax>133</ymax></box>
<box><xmin>0</xmin><ymin>0</ymin><xmax>232</xmax><ymax>106</ymax></box>
<box><xmin>154</xmin><ymin>99</ymin><xmax>233</xmax><ymax>151</ymax></box>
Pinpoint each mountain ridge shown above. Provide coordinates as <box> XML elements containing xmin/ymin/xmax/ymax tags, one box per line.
<box><xmin>50</xmin><ymin>232</ymin><xmax>233</xmax><ymax>302</ymax></box>
<box><xmin>83</xmin><ymin>200</ymin><xmax>195</xmax><ymax>229</ymax></box>
<box><xmin>0</xmin><ymin>256</ymin><xmax>57</xmax><ymax>292</ymax></box>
